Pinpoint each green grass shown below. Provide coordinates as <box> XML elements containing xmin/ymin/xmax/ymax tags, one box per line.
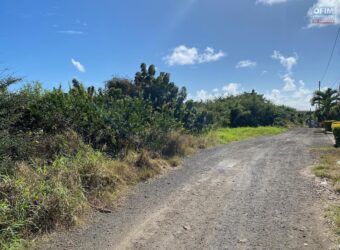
<box><xmin>326</xmin><ymin>204</ymin><xmax>340</xmax><ymax>237</ymax></box>
<box><xmin>208</xmin><ymin>126</ymin><xmax>287</xmax><ymax>145</ymax></box>
<box><xmin>312</xmin><ymin>146</ymin><xmax>340</xmax><ymax>237</ymax></box>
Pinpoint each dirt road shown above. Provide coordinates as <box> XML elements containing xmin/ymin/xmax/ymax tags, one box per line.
<box><xmin>42</xmin><ymin>129</ymin><xmax>334</xmax><ymax>250</ymax></box>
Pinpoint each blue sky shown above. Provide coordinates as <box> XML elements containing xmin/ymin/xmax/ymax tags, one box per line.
<box><xmin>0</xmin><ymin>0</ymin><xmax>340</xmax><ymax>110</ymax></box>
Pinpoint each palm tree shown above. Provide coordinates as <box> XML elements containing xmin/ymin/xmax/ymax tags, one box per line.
<box><xmin>311</xmin><ymin>88</ymin><xmax>340</xmax><ymax>120</ymax></box>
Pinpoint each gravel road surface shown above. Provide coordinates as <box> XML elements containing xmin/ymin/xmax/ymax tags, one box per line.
<box><xmin>40</xmin><ymin>128</ymin><xmax>334</xmax><ymax>250</ymax></box>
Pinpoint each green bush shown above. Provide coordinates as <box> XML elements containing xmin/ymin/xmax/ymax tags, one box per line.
<box><xmin>323</xmin><ymin>120</ymin><xmax>336</xmax><ymax>132</ymax></box>
<box><xmin>331</xmin><ymin>121</ymin><xmax>340</xmax><ymax>130</ymax></box>
<box><xmin>30</xmin><ymin>130</ymin><xmax>88</xmax><ymax>162</ymax></box>
<box><xmin>0</xmin><ymin>84</ymin><xmax>37</xmax><ymax>175</ymax></box>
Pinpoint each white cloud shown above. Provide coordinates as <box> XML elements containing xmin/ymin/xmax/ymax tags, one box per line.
<box><xmin>236</xmin><ymin>60</ymin><xmax>257</xmax><ymax>69</ymax></box>
<box><xmin>189</xmin><ymin>83</ymin><xmax>241</xmax><ymax>101</ymax></box>
<box><xmin>58</xmin><ymin>30</ymin><xmax>84</xmax><ymax>35</ymax></box>
<box><xmin>282</xmin><ymin>74</ymin><xmax>296</xmax><ymax>91</ymax></box>
<box><xmin>265</xmin><ymin>80</ymin><xmax>313</xmax><ymax>110</ymax></box>
<box><xmin>194</xmin><ymin>90</ymin><xmax>216</xmax><ymax>101</ymax></box>
<box><xmin>222</xmin><ymin>83</ymin><xmax>240</xmax><ymax>96</ymax></box>
<box><xmin>270</xmin><ymin>89</ymin><xmax>281</xmax><ymax>99</ymax></box>
<box><xmin>197</xmin><ymin>47</ymin><xmax>225</xmax><ymax>63</ymax></box>
<box><xmin>268</xmin><ymin>50</ymin><xmax>312</xmax><ymax>109</ymax></box>
<box><xmin>271</xmin><ymin>50</ymin><xmax>298</xmax><ymax>72</ymax></box>
<box><xmin>164</xmin><ymin>46</ymin><xmax>197</xmax><ymax>65</ymax></box>
<box><xmin>71</xmin><ymin>58</ymin><xmax>85</xmax><ymax>72</ymax></box>
<box><xmin>256</xmin><ymin>0</ymin><xmax>289</xmax><ymax>5</ymax></box>
<box><xmin>163</xmin><ymin>45</ymin><xmax>225</xmax><ymax>66</ymax></box>
<box><xmin>307</xmin><ymin>0</ymin><xmax>340</xmax><ymax>28</ymax></box>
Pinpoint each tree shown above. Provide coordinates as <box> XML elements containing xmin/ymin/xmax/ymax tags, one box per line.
<box><xmin>105</xmin><ymin>77</ymin><xmax>138</xmax><ymax>99</ymax></box>
<box><xmin>0</xmin><ymin>76</ymin><xmax>33</xmax><ymax>174</ymax></box>
<box><xmin>311</xmin><ymin>88</ymin><xmax>340</xmax><ymax>121</ymax></box>
<box><xmin>134</xmin><ymin>63</ymin><xmax>183</xmax><ymax>110</ymax></box>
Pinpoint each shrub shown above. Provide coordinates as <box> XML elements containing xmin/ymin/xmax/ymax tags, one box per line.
<box><xmin>332</xmin><ymin>121</ymin><xmax>340</xmax><ymax>130</ymax></box>
<box><xmin>333</xmin><ymin>125</ymin><xmax>340</xmax><ymax>147</ymax></box>
<box><xmin>0</xmin><ymin>87</ymin><xmax>35</xmax><ymax>175</ymax></box>
<box><xmin>31</xmin><ymin>130</ymin><xmax>88</xmax><ymax>162</ymax></box>
<box><xmin>323</xmin><ymin>120</ymin><xmax>336</xmax><ymax>132</ymax></box>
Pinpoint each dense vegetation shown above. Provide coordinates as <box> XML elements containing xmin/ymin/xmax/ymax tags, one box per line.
<box><xmin>0</xmin><ymin>63</ymin><xmax>304</xmax><ymax>248</ymax></box>
<box><xmin>197</xmin><ymin>90</ymin><xmax>306</xmax><ymax>128</ymax></box>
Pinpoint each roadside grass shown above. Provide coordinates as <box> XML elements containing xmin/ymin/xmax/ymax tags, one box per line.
<box><xmin>327</xmin><ymin>205</ymin><xmax>340</xmax><ymax>235</ymax></box>
<box><xmin>312</xmin><ymin>146</ymin><xmax>340</xmax><ymax>236</ymax></box>
<box><xmin>0</xmin><ymin>126</ymin><xmax>287</xmax><ymax>249</ymax></box>
<box><xmin>312</xmin><ymin>147</ymin><xmax>340</xmax><ymax>193</ymax></box>
<box><xmin>208</xmin><ymin>126</ymin><xmax>287</xmax><ymax>144</ymax></box>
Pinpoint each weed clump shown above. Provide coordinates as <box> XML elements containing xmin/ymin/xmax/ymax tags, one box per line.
<box><xmin>0</xmin><ymin>143</ymin><xmax>137</xmax><ymax>249</ymax></box>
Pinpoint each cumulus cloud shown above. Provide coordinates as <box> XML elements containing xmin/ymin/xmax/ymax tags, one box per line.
<box><xmin>236</xmin><ymin>60</ymin><xmax>257</xmax><ymax>69</ymax></box>
<box><xmin>197</xmin><ymin>47</ymin><xmax>225</xmax><ymax>63</ymax></box>
<box><xmin>222</xmin><ymin>83</ymin><xmax>240</xmax><ymax>96</ymax></box>
<box><xmin>267</xmin><ymin>49</ymin><xmax>312</xmax><ymax>109</ymax></box>
<box><xmin>265</xmin><ymin>80</ymin><xmax>313</xmax><ymax>110</ymax></box>
<box><xmin>282</xmin><ymin>74</ymin><xmax>296</xmax><ymax>91</ymax></box>
<box><xmin>194</xmin><ymin>90</ymin><xmax>217</xmax><ymax>101</ymax></box>
<box><xmin>271</xmin><ymin>50</ymin><xmax>298</xmax><ymax>72</ymax></box>
<box><xmin>164</xmin><ymin>46</ymin><xmax>197</xmax><ymax>65</ymax></box>
<box><xmin>163</xmin><ymin>45</ymin><xmax>225</xmax><ymax>66</ymax></box>
<box><xmin>58</xmin><ymin>30</ymin><xmax>84</xmax><ymax>35</ymax></box>
<box><xmin>189</xmin><ymin>83</ymin><xmax>241</xmax><ymax>101</ymax></box>
<box><xmin>256</xmin><ymin>0</ymin><xmax>289</xmax><ymax>5</ymax></box>
<box><xmin>307</xmin><ymin>0</ymin><xmax>340</xmax><ymax>28</ymax></box>
<box><xmin>71</xmin><ymin>58</ymin><xmax>85</xmax><ymax>72</ymax></box>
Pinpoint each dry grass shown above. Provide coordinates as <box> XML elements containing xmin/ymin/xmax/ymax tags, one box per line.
<box><xmin>312</xmin><ymin>146</ymin><xmax>340</xmax><ymax>236</ymax></box>
<box><xmin>312</xmin><ymin>147</ymin><xmax>340</xmax><ymax>193</ymax></box>
<box><xmin>160</xmin><ymin>131</ymin><xmax>216</xmax><ymax>157</ymax></box>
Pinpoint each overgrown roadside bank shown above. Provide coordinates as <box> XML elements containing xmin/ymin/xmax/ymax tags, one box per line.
<box><xmin>37</xmin><ymin>128</ymin><xmax>333</xmax><ymax>250</ymax></box>
<box><xmin>0</xmin><ymin>127</ymin><xmax>286</xmax><ymax>249</ymax></box>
